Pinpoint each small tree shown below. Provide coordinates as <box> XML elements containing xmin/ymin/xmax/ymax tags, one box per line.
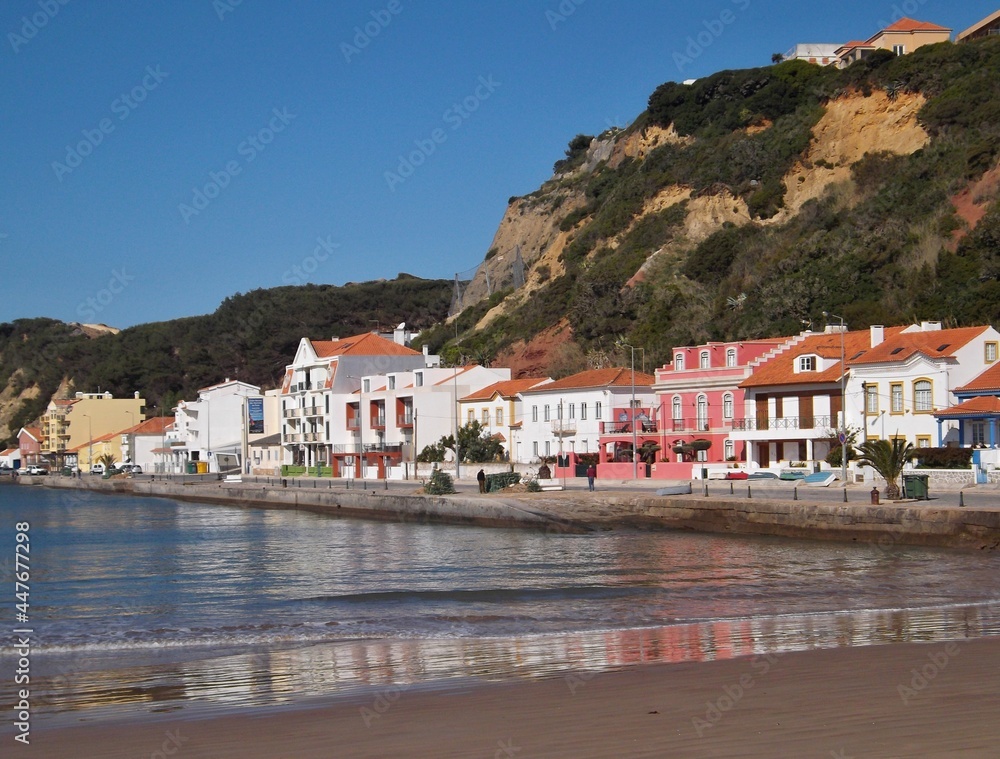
<box><xmin>857</xmin><ymin>439</ymin><xmax>915</xmax><ymax>499</ymax></box>
<box><xmin>423</xmin><ymin>469</ymin><xmax>456</xmax><ymax>495</ymax></box>
<box><xmin>96</xmin><ymin>452</ymin><xmax>117</xmax><ymax>469</ymax></box>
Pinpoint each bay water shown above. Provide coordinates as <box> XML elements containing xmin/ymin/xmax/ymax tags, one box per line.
<box><xmin>2</xmin><ymin>485</ymin><xmax>999</xmax><ymax>727</ymax></box>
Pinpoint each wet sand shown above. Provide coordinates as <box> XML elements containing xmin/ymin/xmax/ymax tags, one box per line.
<box><xmin>26</xmin><ymin>636</ymin><xmax>1000</xmax><ymax>758</ymax></box>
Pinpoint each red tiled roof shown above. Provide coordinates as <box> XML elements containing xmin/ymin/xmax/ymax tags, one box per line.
<box><xmin>460</xmin><ymin>377</ymin><xmax>551</xmax><ymax>402</ymax></box>
<box><xmin>52</xmin><ymin>399</ymin><xmax>78</xmax><ymax>406</ymax></box>
<box><xmin>934</xmin><ymin>396</ymin><xmax>1000</xmax><ymax>417</ymax></box>
<box><xmin>741</xmin><ymin>328</ymin><xmax>907</xmax><ymax>388</ymax></box>
<box><xmin>880</xmin><ymin>17</ymin><xmax>950</xmax><ymax>34</ymax></box>
<box><xmin>955</xmin><ymin>361</ymin><xmax>1000</xmax><ymax>393</ymax></box>
<box><xmin>20</xmin><ymin>427</ymin><xmax>42</xmax><ymax>442</ymax></box>
<box><xmin>312</xmin><ymin>332</ymin><xmax>420</xmax><ymax>358</ymax></box>
<box><xmin>850</xmin><ymin>327</ymin><xmax>987</xmax><ymax>365</ymax></box>
<box><xmin>121</xmin><ymin>417</ymin><xmax>175</xmax><ymax>435</ymax></box>
<box><xmin>836</xmin><ymin>40</ymin><xmax>873</xmax><ymax>52</ymax></box>
<box><xmin>523</xmin><ymin>368</ymin><xmax>655</xmax><ymax>392</ymax></box>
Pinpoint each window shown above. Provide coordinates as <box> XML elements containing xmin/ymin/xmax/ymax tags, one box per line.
<box><xmin>568</xmin><ymin>403</ymin><xmax>575</xmax><ymax>419</ymax></box>
<box><xmin>697</xmin><ymin>396</ymin><xmax>708</xmax><ymax>430</ymax></box>
<box><xmin>675</xmin><ymin>353</ymin><xmax>684</xmax><ymax>371</ymax></box>
<box><xmin>700</xmin><ymin>351</ymin><xmax>710</xmax><ymax>369</ymax></box>
<box><xmin>495</xmin><ymin>407</ymin><xmax>503</xmax><ymax>426</ymax></box>
<box><xmin>866</xmin><ymin>384</ymin><xmax>878</xmax><ymax>415</ymax></box>
<box><xmin>388</xmin><ymin>376</ymin><xmax>395</xmax><ymax>390</ymax></box>
<box><xmin>916</xmin><ymin>435</ymin><xmax>931</xmax><ymax>448</ymax></box>
<box><xmin>892</xmin><ymin>44</ymin><xmax>906</xmax><ymax>55</ymax></box>
<box><xmin>533</xmin><ymin>441</ymin><xmax>538</xmax><ymax>457</ymax></box>
<box><xmin>482</xmin><ymin>409</ymin><xmax>490</xmax><ymax>425</ymax></box>
<box><xmin>696</xmin><ymin>448</ymin><xmax>708</xmax><ymax>462</ymax></box>
<box><xmin>914</xmin><ymin>380</ymin><xmax>932</xmax><ymax>412</ymax></box>
<box><xmin>580</xmin><ymin>403</ymin><xmax>587</xmax><ymax>420</ymax></box>
<box><xmin>544</xmin><ymin>441</ymin><xmax>551</xmax><ymax>456</ymax></box>
<box><xmin>325</xmin><ymin>395</ymin><xmax>330</xmax><ymax>413</ymax></box>
<box><xmin>798</xmin><ymin>356</ymin><xmax>816</xmax><ymax>372</ymax></box>
<box><xmin>723</xmin><ymin>393</ymin><xmax>734</xmax><ymax>419</ymax></box>
<box><xmin>415</xmin><ymin>372</ymin><xmax>423</xmax><ymax>387</ymax></box>
<box><xmin>362</xmin><ymin>379</ymin><xmax>370</xmax><ymax>393</ymax></box>
<box><xmin>972</xmin><ymin>423</ymin><xmax>986</xmax><ymax>446</ymax></box>
<box><xmin>532</xmin><ymin>406</ymin><xmax>538</xmax><ymax>422</ymax></box>
<box><xmin>467</xmin><ymin>409</ymin><xmax>475</xmax><ymax>423</ymax></box>
<box><xmin>987</xmin><ymin>342</ymin><xmax>998</xmax><ymax>363</ymax></box>
<box><xmin>672</xmin><ymin>396</ymin><xmax>682</xmax><ymax>420</ymax></box>
<box><xmin>595</xmin><ymin>402</ymin><xmax>602</xmax><ymax>419</ymax></box>
<box><xmin>891</xmin><ymin>383</ymin><xmax>903</xmax><ymax>414</ymax></box>
<box><xmin>543</xmin><ymin>405</ymin><xmax>550</xmax><ymax>422</ymax></box>
<box><xmin>726</xmin><ymin>348</ymin><xmax>736</xmax><ymax>367</ymax></box>
<box><xmin>724</xmin><ymin>439</ymin><xmax>734</xmax><ymax>460</ymax></box>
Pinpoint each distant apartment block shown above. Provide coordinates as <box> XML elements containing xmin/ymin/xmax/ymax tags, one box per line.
<box><xmin>957</xmin><ymin>9</ymin><xmax>1000</xmax><ymax>43</ymax></box>
<box><xmin>783</xmin><ymin>43</ymin><xmax>840</xmax><ymax>66</ymax></box>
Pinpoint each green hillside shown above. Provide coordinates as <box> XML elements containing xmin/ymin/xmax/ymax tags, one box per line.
<box><xmin>420</xmin><ymin>39</ymin><xmax>1000</xmax><ymax>372</ymax></box>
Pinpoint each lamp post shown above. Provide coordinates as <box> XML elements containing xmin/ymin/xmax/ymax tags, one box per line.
<box><xmin>823</xmin><ymin>311</ymin><xmax>848</xmax><ymax>486</ymax></box>
<box><xmin>452</xmin><ymin>364</ymin><xmax>461</xmax><ymax>480</ymax></box>
<box><xmin>124</xmin><ymin>410</ymin><xmax>135</xmax><ymax>464</ymax></box>
<box><xmin>82</xmin><ymin>414</ymin><xmax>92</xmax><ymax>471</ymax></box>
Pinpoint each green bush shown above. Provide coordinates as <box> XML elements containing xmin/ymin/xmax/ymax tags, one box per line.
<box><xmin>485</xmin><ymin>472</ymin><xmax>520</xmax><ymax>492</ymax></box>
<box><xmin>424</xmin><ymin>469</ymin><xmax>456</xmax><ymax>495</ymax></box>
<box><xmin>912</xmin><ymin>447</ymin><xmax>973</xmax><ymax>469</ymax></box>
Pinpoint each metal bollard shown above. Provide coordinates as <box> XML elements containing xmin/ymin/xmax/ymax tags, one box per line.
<box><xmin>959</xmin><ymin>490</ymin><xmax>965</xmax><ymax>507</ymax></box>
<box><xmin>870</xmin><ymin>487</ymin><xmax>880</xmax><ymax>505</ymax></box>
<box><xmin>747</xmin><ymin>485</ymin><xmax>752</xmax><ymax>499</ymax></box>
<box><xmin>730</xmin><ymin>482</ymin><xmax>734</xmax><ymax>495</ymax></box>
<box><xmin>703</xmin><ymin>482</ymin><xmax>708</xmax><ymax>497</ymax></box>
<box><xmin>384</xmin><ymin>479</ymin><xmax>389</xmax><ymax>490</ymax></box>
<box><xmin>793</xmin><ymin>486</ymin><xmax>798</xmax><ymax>501</ymax></box>
<box><xmin>843</xmin><ymin>488</ymin><xmax>848</xmax><ymax>503</ymax></box>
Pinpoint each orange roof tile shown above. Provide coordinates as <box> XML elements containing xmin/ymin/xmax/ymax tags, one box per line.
<box><xmin>524</xmin><ymin>368</ymin><xmax>655</xmax><ymax>392</ymax></box>
<box><xmin>311</xmin><ymin>332</ymin><xmax>420</xmax><ymax>358</ymax></box>
<box><xmin>955</xmin><ymin>362</ymin><xmax>1000</xmax><ymax>394</ymax></box>
<box><xmin>121</xmin><ymin>417</ymin><xmax>175</xmax><ymax>435</ymax></box>
<box><xmin>880</xmin><ymin>17</ymin><xmax>950</xmax><ymax>33</ymax></box>
<box><xmin>20</xmin><ymin>427</ymin><xmax>42</xmax><ymax>441</ymax></box>
<box><xmin>741</xmin><ymin>328</ymin><xmax>906</xmax><ymax>388</ymax></box>
<box><xmin>850</xmin><ymin>326</ymin><xmax>987</xmax><ymax>365</ymax></box>
<box><xmin>934</xmin><ymin>396</ymin><xmax>1000</xmax><ymax>416</ymax></box>
<box><xmin>460</xmin><ymin>377</ymin><xmax>551</xmax><ymax>402</ymax></box>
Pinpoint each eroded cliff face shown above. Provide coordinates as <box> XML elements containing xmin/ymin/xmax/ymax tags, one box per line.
<box><xmin>464</xmin><ymin>89</ymin><xmax>934</xmax><ymax>335</ymax></box>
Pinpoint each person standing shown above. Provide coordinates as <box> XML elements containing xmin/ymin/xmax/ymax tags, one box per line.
<box><xmin>477</xmin><ymin>468</ymin><xmax>486</xmax><ymax>493</ymax></box>
<box><xmin>586</xmin><ymin>464</ymin><xmax>596</xmax><ymax>492</ymax></box>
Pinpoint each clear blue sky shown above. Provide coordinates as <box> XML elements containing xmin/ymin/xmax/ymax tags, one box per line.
<box><xmin>2</xmin><ymin>0</ymin><xmax>995</xmax><ymax>328</ymax></box>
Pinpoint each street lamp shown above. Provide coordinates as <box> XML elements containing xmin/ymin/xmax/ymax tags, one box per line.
<box><xmin>823</xmin><ymin>311</ymin><xmax>848</xmax><ymax>486</ymax></box>
<box><xmin>82</xmin><ymin>414</ymin><xmax>92</xmax><ymax>471</ymax></box>
<box><xmin>452</xmin><ymin>364</ymin><xmax>461</xmax><ymax>480</ymax></box>
<box><xmin>124</xmin><ymin>410</ymin><xmax>135</xmax><ymax>464</ymax></box>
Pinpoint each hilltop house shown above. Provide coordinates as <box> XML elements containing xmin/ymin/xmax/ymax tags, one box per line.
<box><xmin>836</xmin><ymin>18</ymin><xmax>952</xmax><ymax>68</ymax></box>
<box><xmin>957</xmin><ymin>10</ymin><xmax>1000</xmax><ymax>43</ymax></box>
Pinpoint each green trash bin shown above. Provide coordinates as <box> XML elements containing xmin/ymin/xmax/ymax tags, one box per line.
<box><xmin>186</xmin><ymin>461</ymin><xmax>197</xmax><ymax>474</ymax></box>
<box><xmin>902</xmin><ymin>474</ymin><xmax>929</xmax><ymax>500</ymax></box>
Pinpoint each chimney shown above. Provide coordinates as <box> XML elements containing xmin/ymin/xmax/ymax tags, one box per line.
<box><xmin>422</xmin><ymin>345</ymin><xmax>429</xmax><ymax>356</ymax></box>
<box><xmin>870</xmin><ymin>325</ymin><xmax>884</xmax><ymax>347</ymax></box>
<box><xmin>920</xmin><ymin>321</ymin><xmax>942</xmax><ymax>332</ymax></box>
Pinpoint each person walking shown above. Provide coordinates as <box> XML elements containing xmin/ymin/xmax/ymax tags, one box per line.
<box><xmin>586</xmin><ymin>464</ymin><xmax>596</xmax><ymax>492</ymax></box>
<box><xmin>477</xmin><ymin>468</ymin><xmax>486</xmax><ymax>493</ymax></box>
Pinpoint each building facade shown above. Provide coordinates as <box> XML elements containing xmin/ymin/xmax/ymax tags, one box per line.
<box><xmin>458</xmin><ymin>377</ymin><xmax>552</xmax><ymax>462</ymax></box>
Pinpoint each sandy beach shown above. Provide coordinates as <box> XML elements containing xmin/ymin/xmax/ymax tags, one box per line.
<box><xmin>24</xmin><ymin>636</ymin><xmax>1000</xmax><ymax>758</ymax></box>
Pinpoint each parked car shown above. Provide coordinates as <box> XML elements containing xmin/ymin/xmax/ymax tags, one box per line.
<box><xmin>90</xmin><ymin>463</ymin><xmax>106</xmax><ymax>475</ymax></box>
<box><xmin>27</xmin><ymin>465</ymin><xmax>49</xmax><ymax>476</ymax></box>
<box><xmin>122</xmin><ymin>464</ymin><xmax>143</xmax><ymax>474</ymax></box>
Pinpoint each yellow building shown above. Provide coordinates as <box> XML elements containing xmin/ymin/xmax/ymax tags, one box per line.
<box><xmin>836</xmin><ymin>17</ymin><xmax>952</xmax><ymax>68</ymax></box>
<box><xmin>40</xmin><ymin>391</ymin><xmax>145</xmax><ymax>467</ymax></box>
<box><xmin>458</xmin><ymin>378</ymin><xmax>552</xmax><ymax>461</ymax></box>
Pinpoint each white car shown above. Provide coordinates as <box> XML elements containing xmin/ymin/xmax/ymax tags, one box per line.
<box><xmin>27</xmin><ymin>465</ymin><xmax>49</xmax><ymax>475</ymax></box>
<box><xmin>90</xmin><ymin>463</ymin><xmax>106</xmax><ymax>475</ymax></box>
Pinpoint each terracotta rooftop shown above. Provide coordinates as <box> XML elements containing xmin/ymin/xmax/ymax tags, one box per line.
<box><xmin>121</xmin><ymin>417</ymin><xmax>175</xmax><ymax>435</ymax></box>
<box><xmin>20</xmin><ymin>427</ymin><xmax>42</xmax><ymax>441</ymax></box>
<box><xmin>312</xmin><ymin>332</ymin><xmax>420</xmax><ymax>358</ymax></box>
<box><xmin>523</xmin><ymin>368</ymin><xmax>656</xmax><ymax>392</ymax></box>
<box><xmin>934</xmin><ymin>396</ymin><xmax>1000</xmax><ymax>417</ymax></box>
<box><xmin>460</xmin><ymin>377</ymin><xmax>551</xmax><ymax>402</ymax></box>
<box><xmin>850</xmin><ymin>326</ymin><xmax>987</xmax><ymax>365</ymax></box>
<box><xmin>879</xmin><ymin>17</ymin><xmax>951</xmax><ymax>34</ymax></box>
<box><xmin>955</xmin><ymin>361</ymin><xmax>1000</xmax><ymax>394</ymax></box>
<box><xmin>740</xmin><ymin>328</ymin><xmax>906</xmax><ymax>388</ymax></box>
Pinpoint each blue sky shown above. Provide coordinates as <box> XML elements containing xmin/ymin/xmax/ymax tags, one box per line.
<box><xmin>2</xmin><ymin>0</ymin><xmax>996</xmax><ymax>328</ymax></box>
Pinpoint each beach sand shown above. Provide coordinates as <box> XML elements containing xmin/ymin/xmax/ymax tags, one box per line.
<box><xmin>26</xmin><ymin>636</ymin><xmax>1000</xmax><ymax>758</ymax></box>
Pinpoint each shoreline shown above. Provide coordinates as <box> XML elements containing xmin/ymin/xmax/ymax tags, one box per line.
<box><xmin>28</xmin><ymin>475</ymin><xmax>1000</xmax><ymax>549</ymax></box>
<box><xmin>22</xmin><ymin>636</ymin><xmax>1000</xmax><ymax>758</ymax></box>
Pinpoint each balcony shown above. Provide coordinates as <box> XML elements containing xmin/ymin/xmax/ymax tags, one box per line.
<box><xmin>397</xmin><ymin>413</ymin><xmax>414</xmax><ymax>428</ymax></box>
<box><xmin>551</xmin><ymin>420</ymin><xmax>576</xmax><ymax>436</ymax></box>
<box><xmin>731</xmin><ymin>415</ymin><xmax>834</xmax><ymax>432</ymax></box>
<box><xmin>333</xmin><ymin>443</ymin><xmax>405</xmax><ymax>455</ymax></box>
<box><xmin>370</xmin><ymin>415</ymin><xmax>386</xmax><ymax>430</ymax></box>
<box><xmin>346</xmin><ymin>418</ymin><xmax>360</xmax><ymax>430</ymax></box>
<box><xmin>600</xmin><ymin>420</ymin><xmax>659</xmax><ymax>435</ymax></box>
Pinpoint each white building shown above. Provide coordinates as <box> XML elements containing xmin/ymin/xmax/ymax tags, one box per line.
<box><xmin>459</xmin><ymin>377</ymin><xmax>552</xmax><ymax>462</ymax></box>
<box><xmin>517</xmin><ymin>368</ymin><xmax>656</xmax><ymax>466</ymax></box>
<box><xmin>782</xmin><ymin>43</ymin><xmax>841</xmax><ymax>65</ymax></box>
<box><xmin>167</xmin><ymin>379</ymin><xmax>262</xmax><ymax>473</ymax></box>
<box><xmin>121</xmin><ymin>416</ymin><xmax>174</xmax><ymax>472</ymax></box>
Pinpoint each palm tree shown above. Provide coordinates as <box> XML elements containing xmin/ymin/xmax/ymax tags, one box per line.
<box><xmin>856</xmin><ymin>439</ymin><xmax>914</xmax><ymax>499</ymax></box>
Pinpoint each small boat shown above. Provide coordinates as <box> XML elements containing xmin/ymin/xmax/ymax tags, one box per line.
<box><xmin>779</xmin><ymin>470</ymin><xmax>807</xmax><ymax>481</ymax></box>
<box><xmin>656</xmin><ymin>483</ymin><xmax>693</xmax><ymax>496</ymax></box>
<box><xmin>804</xmin><ymin>471</ymin><xmax>837</xmax><ymax>487</ymax></box>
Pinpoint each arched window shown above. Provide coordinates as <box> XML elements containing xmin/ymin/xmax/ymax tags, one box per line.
<box><xmin>697</xmin><ymin>396</ymin><xmax>709</xmax><ymax>430</ymax></box>
<box><xmin>726</xmin><ymin>348</ymin><xmax>736</xmax><ymax>367</ymax></box>
<box><xmin>700</xmin><ymin>351</ymin><xmax>710</xmax><ymax>369</ymax></box>
<box><xmin>723</xmin><ymin>393</ymin><xmax>734</xmax><ymax>419</ymax></box>
<box><xmin>675</xmin><ymin>353</ymin><xmax>684</xmax><ymax>371</ymax></box>
<box><xmin>724</xmin><ymin>439</ymin><xmax>734</xmax><ymax>460</ymax></box>
<box><xmin>672</xmin><ymin>396</ymin><xmax>682</xmax><ymax>420</ymax></box>
<box><xmin>914</xmin><ymin>379</ymin><xmax>932</xmax><ymax>412</ymax></box>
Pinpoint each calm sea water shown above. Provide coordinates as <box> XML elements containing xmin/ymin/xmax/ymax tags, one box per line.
<box><xmin>2</xmin><ymin>485</ymin><xmax>999</xmax><ymax>727</ymax></box>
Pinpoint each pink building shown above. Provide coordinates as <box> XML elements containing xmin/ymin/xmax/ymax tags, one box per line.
<box><xmin>17</xmin><ymin>426</ymin><xmax>43</xmax><ymax>467</ymax></box>
<box><xmin>651</xmin><ymin>337</ymin><xmax>794</xmax><ymax>479</ymax></box>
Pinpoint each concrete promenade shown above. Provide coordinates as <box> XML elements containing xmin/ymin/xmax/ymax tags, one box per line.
<box><xmin>20</xmin><ymin>470</ymin><xmax>1000</xmax><ymax>550</ymax></box>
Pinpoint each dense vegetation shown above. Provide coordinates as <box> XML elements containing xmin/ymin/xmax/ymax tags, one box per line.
<box><xmin>0</xmin><ymin>276</ymin><xmax>452</xmax><ymax>444</ymax></box>
<box><xmin>424</xmin><ymin>38</ymin><xmax>1000</xmax><ymax>372</ymax></box>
